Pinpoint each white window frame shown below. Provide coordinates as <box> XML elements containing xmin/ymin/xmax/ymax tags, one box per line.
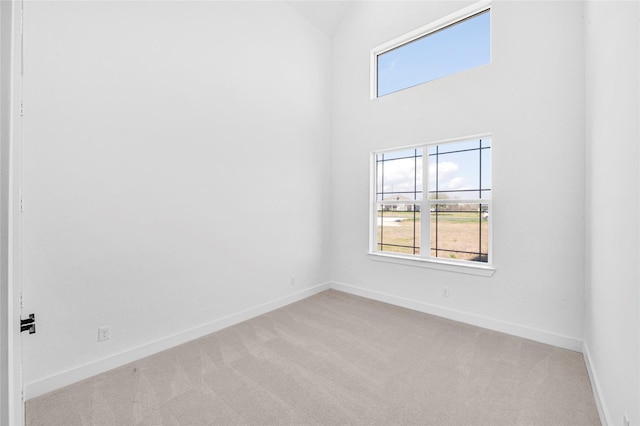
<box><xmin>370</xmin><ymin>0</ymin><xmax>491</xmax><ymax>99</ymax></box>
<box><xmin>369</xmin><ymin>134</ymin><xmax>494</xmax><ymax>276</ymax></box>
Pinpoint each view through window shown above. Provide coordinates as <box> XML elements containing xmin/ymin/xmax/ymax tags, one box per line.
<box><xmin>373</xmin><ymin>138</ymin><xmax>491</xmax><ymax>264</ymax></box>
<box><xmin>375</xmin><ymin>7</ymin><xmax>491</xmax><ymax>97</ymax></box>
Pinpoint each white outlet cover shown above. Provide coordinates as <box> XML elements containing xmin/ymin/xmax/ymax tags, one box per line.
<box><xmin>98</xmin><ymin>326</ymin><xmax>111</xmax><ymax>342</ymax></box>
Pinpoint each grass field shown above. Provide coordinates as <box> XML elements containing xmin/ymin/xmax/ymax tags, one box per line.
<box><xmin>377</xmin><ymin>211</ymin><xmax>488</xmax><ymax>261</ymax></box>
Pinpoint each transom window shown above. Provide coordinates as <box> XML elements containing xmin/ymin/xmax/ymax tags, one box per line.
<box><xmin>371</xmin><ymin>136</ymin><xmax>492</xmax><ymax>266</ymax></box>
<box><xmin>372</xmin><ymin>2</ymin><xmax>491</xmax><ymax>97</ymax></box>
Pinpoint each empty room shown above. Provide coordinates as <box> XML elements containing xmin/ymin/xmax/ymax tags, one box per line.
<box><xmin>0</xmin><ymin>0</ymin><xmax>638</xmax><ymax>425</ymax></box>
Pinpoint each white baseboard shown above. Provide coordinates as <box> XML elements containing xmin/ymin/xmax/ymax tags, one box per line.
<box><xmin>25</xmin><ymin>280</ymin><xmax>588</xmax><ymax>401</ymax></box>
<box><xmin>330</xmin><ymin>281</ymin><xmax>583</xmax><ymax>352</ymax></box>
<box><xmin>25</xmin><ymin>282</ymin><xmax>331</xmax><ymax>400</ymax></box>
<box><xmin>582</xmin><ymin>342</ymin><xmax>610</xmax><ymax>426</ymax></box>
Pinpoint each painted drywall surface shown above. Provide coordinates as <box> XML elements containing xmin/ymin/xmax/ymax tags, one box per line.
<box><xmin>20</xmin><ymin>1</ymin><xmax>331</xmax><ymax>387</ymax></box>
<box><xmin>0</xmin><ymin>1</ymin><xmax>12</xmax><ymax>422</ymax></box>
<box><xmin>331</xmin><ymin>2</ymin><xmax>585</xmax><ymax>343</ymax></box>
<box><xmin>584</xmin><ymin>2</ymin><xmax>640</xmax><ymax>424</ymax></box>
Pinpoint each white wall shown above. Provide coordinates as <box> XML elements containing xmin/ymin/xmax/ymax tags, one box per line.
<box><xmin>20</xmin><ymin>1</ymin><xmax>332</xmax><ymax>396</ymax></box>
<box><xmin>0</xmin><ymin>1</ymin><xmax>13</xmax><ymax>422</ymax></box>
<box><xmin>330</xmin><ymin>1</ymin><xmax>586</xmax><ymax>349</ymax></box>
<box><xmin>584</xmin><ymin>2</ymin><xmax>640</xmax><ymax>425</ymax></box>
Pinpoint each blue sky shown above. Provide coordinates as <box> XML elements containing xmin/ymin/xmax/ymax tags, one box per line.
<box><xmin>377</xmin><ymin>10</ymin><xmax>491</xmax><ymax>97</ymax></box>
<box><xmin>378</xmin><ymin>138</ymin><xmax>491</xmax><ymax>200</ymax></box>
<box><xmin>428</xmin><ymin>139</ymin><xmax>491</xmax><ymax>198</ymax></box>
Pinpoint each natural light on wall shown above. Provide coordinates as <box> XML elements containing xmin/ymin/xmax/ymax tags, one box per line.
<box><xmin>372</xmin><ymin>3</ymin><xmax>491</xmax><ymax>97</ymax></box>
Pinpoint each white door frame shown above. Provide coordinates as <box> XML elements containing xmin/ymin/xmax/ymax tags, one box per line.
<box><xmin>1</xmin><ymin>0</ymin><xmax>24</xmax><ymax>424</ymax></box>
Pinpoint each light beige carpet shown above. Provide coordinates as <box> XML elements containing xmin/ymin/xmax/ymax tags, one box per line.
<box><xmin>26</xmin><ymin>290</ymin><xmax>600</xmax><ymax>425</ymax></box>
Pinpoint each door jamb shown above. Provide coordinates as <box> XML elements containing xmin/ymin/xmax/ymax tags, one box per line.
<box><xmin>1</xmin><ymin>0</ymin><xmax>24</xmax><ymax>424</ymax></box>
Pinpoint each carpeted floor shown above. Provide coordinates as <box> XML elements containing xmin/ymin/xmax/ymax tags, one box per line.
<box><xmin>26</xmin><ymin>290</ymin><xmax>601</xmax><ymax>425</ymax></box>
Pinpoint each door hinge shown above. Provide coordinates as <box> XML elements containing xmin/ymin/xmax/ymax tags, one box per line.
<box><xmin>19</xmin><ymin>188</ymin><xmax>24</xmax><ymax>212</ymax></box>
<box><xmin>19</xmin><ymin>102</ymin><xmax>24</xmax><ymax>117</ymax></box>
<box><xmin>19</xmin><ymin>291</ymin><xmax>24</xmax><ymax>309</ymax></box>
<box><xmin>20</xmin><ymin>314</ymin><xmax>36</xmax><ymax>334</ymax></box>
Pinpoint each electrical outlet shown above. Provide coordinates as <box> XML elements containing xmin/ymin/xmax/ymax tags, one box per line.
<box><xmin>290</xmin><ymin>276</ymin><xmax>296</xmax><ymax>286</ymax></box>
<box><xmin>443</xmin><ymin>287</ymin><xmax>449</xmax><ymax>297</ymax></box>
<box><xmin>98</xmin><ymin>326</ymin><xmax>111</xmax><ymax>342</ymax></box>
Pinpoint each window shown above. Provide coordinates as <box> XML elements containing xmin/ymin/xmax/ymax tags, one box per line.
<box><xmin>371</xmin><ymin>136</ymin><xmax>492</xmax><ymax>268</ymax></box>
<box><xmin>372</xmin><ymin>2</ymin><xmax>491</xmax><ymax>97</ymax></box>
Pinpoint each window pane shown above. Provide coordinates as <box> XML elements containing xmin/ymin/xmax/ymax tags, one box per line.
<box><xmin>376</xmin><ymin>161</ymin><xmax>383</xmax><ymax>195</ymax></box>
<box><xmin>429</xmin><ymin>139</ymin><xmax>480</xmax><ymax>155</ymax></box>
<box><xmin>480</xmin><ymin>145</ymin><xmax>491</xmax><ymax>198</ymax></box>
<box><xmin>382</xmin><ymin>157</ymin><xmax>418</xmax><ymax>193</ymax></box>
<box><xmin>377</xmin><ymin>204</ymin><xmax>421</xmax><ymax>255</ymax></box>
<box><xmin>376</xmin><ymin>149</ymin><xmax>423</xmax><ymax>201</ymax></box>
<box><xmin>429</xmin><ymin>191</ymin><xmax>488</xmax><ymax>201</ymax></box>
<box><xmin>428</xmin><ymin>138</ymin><xmax>491</xmax><ymax>200</ymax></box>
<box><xmin>377</xmin><ymin>10</ymin><xmax>491</xmax><ymax>97</ymax></box>
<box><xmin>380</xmin><ymin>148</ymin><xmax>422</xmax><ymax>161</ymax></box>
<box><xmin>438</xmin><ymin>149</ymin><xmax>478</xmax><ymax>193</ymax></box>
<box><xmin>430</xmin><ymin>203</ymin><xmax>488</xmax><ymax>262</ymax></box>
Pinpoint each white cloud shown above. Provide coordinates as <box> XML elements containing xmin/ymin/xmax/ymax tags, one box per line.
<box><xmin>429</xmin><ymin>161</ymin><xmax>458</xmax><ymax>187</ymax></box>
<box><xmin>381</xmin><ymin>158</ymin><xmax>422</xmax><ymax>194</ymax></box>
<box><xmin>428</xmin><ymin>161</ymin><xmax>473</xmax><ymax>192</ymax></box>
<box><xmin>446</xmin><ymin>176</ymin><xmax>465</xmax><ymax>190</ymax></box>
<box><xmin>380</xmin><ymin>159</ymin><xmax>472</xmax><ymax>196</ymax></box>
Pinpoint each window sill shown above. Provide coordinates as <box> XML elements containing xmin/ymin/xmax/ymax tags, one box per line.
<box><xmin>367</xmin><ymin>252</ymin><xmax>495</xmax><ymax>277</ymax></box>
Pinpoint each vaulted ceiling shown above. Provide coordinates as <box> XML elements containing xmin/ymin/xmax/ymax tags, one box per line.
<box><xmin>285</xmin><ymin>1</ymin><xmax>354</xmax><ymax>38</ymax></box>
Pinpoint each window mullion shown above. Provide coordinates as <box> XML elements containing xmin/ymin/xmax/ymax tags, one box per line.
<box><xmin>420</xmin><ymin>146</ymin><xmax>430</xmax><ymax>259</ymax></box>
<box><xmin>370</xmin><ymin>154</ymin><xmax>379</xmax><ymax>252</ymax></box>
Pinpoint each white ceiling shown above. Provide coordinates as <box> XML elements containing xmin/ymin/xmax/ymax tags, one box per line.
<box><xmin>285</xmin><ymin>1</ymin><xmax>354</xmax><ymax>38</ymax></box>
